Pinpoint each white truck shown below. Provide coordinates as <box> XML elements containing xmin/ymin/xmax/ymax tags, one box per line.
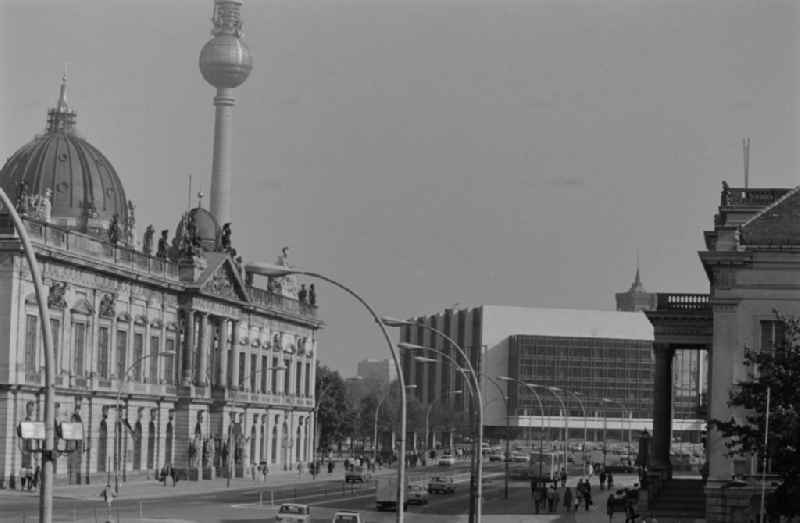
<box><xmin>375</xmin><ymin>476</ymin><xmax>408</xmax><ymax>511</ymax></box>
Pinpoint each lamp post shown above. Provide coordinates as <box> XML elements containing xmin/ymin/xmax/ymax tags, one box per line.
<box><xmin>114</xmin><ymin>351</ymin><xmax>171</xmax><ymax>493</ymax></box>
<box><xmin>557</xmin><ymin>388</ymin><xmax>588</xmax><ymax>471</ymax></box>
<box><xmin>372</xmin><ymin>384</ymin><xmax>417</xmax><ymax>464</ymax></box>
<box><xmin>245</xmin><ymin>262</ymin><xmax>407</xmax><ymax>523</ymax></box>
<box><xmin>0</xmin><ymin>189</ymin><xmax>55</xmax><ymax>523</ymax></box>
<box><xmin>484</xmin><ymin>375</ymin><xmax>510</xmax><ymax>500</ymax></box>
<box><xmin>602</xmin><ymin>398</ymin><xmax>631</xmax><ymax>461</ymax></box>
<box><xmin>311</xmin><ymin>378</ymin><xmax>340</xmax><ymax>478</ymax></box>
<box><xmin>387</xmin><ymin>321</ymin><xmax>484</xmax><ymax>523</ymax></box>
<box><xmin>539</xmin><ymin>386</ymin><xmax>568</xmax><ymax>478</ymax></box>
<box><xmin>424</xmin><ymin>389</ymin><xmax>462</xmax><ymax>458</ymax></box>
<box><xmin>498</xmin><ymin>377</ymin><xmax>546</xmax><ymax>482</ymax></box>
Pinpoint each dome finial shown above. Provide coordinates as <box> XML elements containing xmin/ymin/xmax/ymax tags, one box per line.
<box><xmin>47</xmin><ymin>65</ymin><xmax>77</xmax><ymax>133</ymax></box>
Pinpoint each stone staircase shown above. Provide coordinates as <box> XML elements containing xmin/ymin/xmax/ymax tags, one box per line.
<box><xmin>648</xmin><ymin>478</ymin><xmax>706</xmax><ymax>522</ymax></box>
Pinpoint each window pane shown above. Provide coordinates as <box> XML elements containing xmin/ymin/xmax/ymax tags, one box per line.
<box><xmin>150</xmin><ymin>336</ymin><xmax>160</xmax><ymax>384</ymax></box>
<box><xmin>117</xmin><ymin>330</ymin><xmax>128</xmax><ymax>380</ymax></box>
<box><xmin>164</xmin><ymin>338</ymin><xmax>175</xmax><ymax>384</ymax></box>
<box><xmin>24</xmin><ymin>315</ymin><xmax>38</xmax><ymax>376</ymax></box>
<box><xmin>73</xmin><ymin>323</ymin><xmax>85</xmax><ymax>376</ymax></box>
<box><xmin>133</xmin><ymin>333</ymin><xmax>144</xmax><ymax>382</ymax></box>
<box><xmin>98</xmin><ymin>327</ymin><xmax>109</xmax><ymax>378</ymax></box>
<box><xmin>50</xmin><ymin>319</ymin><xmax>60</xmax><ymax>373</ymax></box>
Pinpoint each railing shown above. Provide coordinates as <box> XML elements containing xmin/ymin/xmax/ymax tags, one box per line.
<box><xmin>655</xmin><ymin>293</ymin><xmax>711</xmax><ymax>312</ymax></box>
<box><xmin>722</xmin><ymin>187</ymin><xmax>790</xmax><ymax>207</ymax></box>
<box><xmin>247</xmin><ymin>285</ymin><xmax>317</xmax><ymax>320</ymax></box>
<box><xmin>0</xmin><ymin>215</ymin><xmax>180</xmax><ymax>281</ymax></box>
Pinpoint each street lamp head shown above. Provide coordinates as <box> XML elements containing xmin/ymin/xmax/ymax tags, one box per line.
<box><xmin>244</xmin><ymin>261</ymin><xmax>295</xmax><ymax>278</ymax></box>
<box><xmin>405</xmin><ymin>384</ymin><xmax>418</xmax><ymax>389</ymax></box>
<box><xmin>497</xmin><ymin>376</ymin><xmax>514</xmax><ymax>382</ymax></box>
<box><xmin>414</xmin><ymin>356</ymin><xmax>438</xmax><ymax>363</ymax></box>
<box><xmin>601</xmin><ymin>398</ymin><xmax>612</xmax><ymax>403</ymax></box>
<box><xmin>397</xmin><ymin>341</ymin><xmax>427</xmax><ymax>351</ymax></box>
<box><xmin>381</xmin><ymin>316</ymin><xmax>411</xmax><ymax>328</ymax></box>
<box><xmin>548</xmin><ymin>386</ymin><xmax>562</xmax><ymax>392</ymax></box>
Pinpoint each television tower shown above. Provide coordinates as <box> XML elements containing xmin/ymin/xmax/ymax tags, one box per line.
<box><xmin>199</xmin><ymin>0</ymin><xmax>253</xmax><ymax>226</ymax></box>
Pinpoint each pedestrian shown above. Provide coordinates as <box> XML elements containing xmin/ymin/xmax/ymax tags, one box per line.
<box><xmin>624</xmin><ymin>501</ymin><xmax>640</xmax><ymax>522</ymax></box>
<box><xmin>600</xmin><ymin>469</ymin><xmax>607</xmax><ymax>490</ymax></box>
<box><xmin>607</xmin><ymin>494</ymin><xmax>616</xmax><ymax>522</ymax></box>
<box><xmin>607</xmin><ymin>471</ymin><xmax>614</xmax><ymax>490</ymax></box>
<box><xmin>563</xmin><ymin>486</ymin><xmax>574</xmax><ymax>513</ymax></box>
<box><xmin>170</xmin><ymin>464</ymin><xmax>178</xmax><ymax>487</ymax></box>
<box><xmin>100</xmin><ymin>482</ymin><xmax>115</xmax><ymax>522</ymax></box>
<box><xmin>327</xmin><ymin>460</ymin><xmax>334</xmax><ymax>474</ymax></box>
<box><xmin>32</xmin><ymin>465</ymin><xmax>40</xmax><ymax>489</ymax></box>
<box><xmin>533</xmin><ymin>481</ymin><xmax>545</xmax><ymax>514</ymax></box>
<box><xmin>560</xmin><ymin>467</ymin><xmax>567</xmax><ymax>488</ymax></box>
<box><xmin>582</xmin><ymin>479</ymin><xmax>593</xmax><ymax>511</ymax></box>
<box><xmin>547</xmin><ymin>485</ymin><xmax>557</xmax><ymax>512</ymax></box>
<box><xmin>25</xmin><ymin>467</ymin><xmax>33</xmax><ymax>491</ymax></box>
<box><xmin>297</xmin><ymin>460</ymin><xmax>303</xmax><ymax>477</ymax></box>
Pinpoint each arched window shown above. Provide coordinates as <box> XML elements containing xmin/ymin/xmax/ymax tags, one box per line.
<box><xmin>97</xmin><ymin>420</ymin><xmax>108</xmax><ymax>473</ymax></box>
<box><xmin>165</xmin><ymin>422</ymin><xmax>173</xmax><ymax>466</ymax></box>
<box><xmin>133</xmin><ymin>421</ymin><xmax>142</xmax><ymax>470</ymax></box>
<box><xmin>271</xmin><ymin>426</ymin><xmax>278</xmax><ymax>463</ymax></box>
<box><xmin>146</xmin><ymin>422</ymin><xmax>156</xmax><ymax>469</ymax></box>
<box><xmin>250</xmin><ymin>425</ymin><xmax>257</xmax><ymax>465</ymax></box>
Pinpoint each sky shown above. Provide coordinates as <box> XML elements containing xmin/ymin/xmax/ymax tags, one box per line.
<box><xmin>2</xmin><ymin>0</ymin><xmax>799</xmax><ymax>376</ymax></box>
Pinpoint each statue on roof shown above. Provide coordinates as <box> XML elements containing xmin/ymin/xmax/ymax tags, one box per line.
<box><xmin>143</xmin><ymin>225</ymin><xmax>155</xmax><ymax>255</ymax></box>
<box><xmin>14</xmin><ymin>181</ymin><xmax>30</xmax><ymax>215</ymax></box>
<box><xmin>108</xmin><ymin>214</ymin><xmax>121</xmax><ymax>246</ymax></box>
<box><xmin>157</xmin><ymin>230</ymin><xmax>169</xmax><ymax>259</ymax></box>
<box><xmin>272</xmin><ymin>246</ymin><xmax>299</xmax><ymax>299</ymax></box>
<box><xmin>125</xmin><ymin>200</ymin><xmax>136</xmax><ymax>246</ymax></box>
<box><xmin>221</xmin><ymin>222</ymin><xmax>232</xmax><ymax>252</ymax></box>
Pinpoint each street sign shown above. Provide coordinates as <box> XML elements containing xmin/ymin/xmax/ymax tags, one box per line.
<box><xmin>17</xmin><ymin>421</ymin><xmax>46</xmax><ymax>440</ymax></box>
<box><xmin>59</xmin><ymin>422</ymin><xmax>84</xmax><ymax>441</ymax></box>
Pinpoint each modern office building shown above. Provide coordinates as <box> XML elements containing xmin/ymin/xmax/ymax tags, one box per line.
<box><xmin>0</xmin><ymin>0</ymin><xmax>322</xmax><ymax>487</ymax></box>
<box><xmin>398</xmin><ymin>306</ymin><xmax>696</xmax><ymax>448</ymax></box>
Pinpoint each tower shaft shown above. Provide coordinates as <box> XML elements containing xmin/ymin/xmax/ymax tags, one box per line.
<box><xmin>210</xmin><ymin>88</ymin><xmax>235</xmax><ymax>225</ymax></box>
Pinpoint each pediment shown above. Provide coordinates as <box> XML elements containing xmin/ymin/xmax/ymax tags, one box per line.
<box><xmin>197</xmin><ymin>254</ymin><xmax>249</xmax><ymax>302</ymax></box>
<box><xmin>740</xmin><ymin>186</ymin><xmax>800</xmax><ymax>246</ymax></box>
<box><xmin>71</xmin><ymin>298</ymin><xmax>95</xmax><ymax>316</ymax></box>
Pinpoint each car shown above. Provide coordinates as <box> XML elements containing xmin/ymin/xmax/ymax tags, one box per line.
<box><xmin>506</xmin><ymin>453</ymin><xmax>528</xmax><ymax>463</ymax></box>
<box><xmin>438</xmin><ymin>454</ymin><xmax>456</xmax><ymax>466</ymax></box>
<box><xmin>275</xmin><ymin>503</ymin><xmax>311</xmax><ymax>523</ymax></box>
<box><xmin>407</xmin><ymin>482</ymin><xmax>429</xmax><ymax>505</ymax></box>
<box><xmin>345</xmin><ymin>466</ymin><xmax>370</xmax><ymax>483</ymax></box>
<box><xmin>331</xmin><ymin>511</ymin><xmax>361</xmax><ymax>523</ymax></box>
<box><xmin>428</xmin><ymin>476</ymin><xmax>456</xmax><ymax>494</ymax></box>
<box><xmin>488</xmin><ymin>453</ymin><xmax>504</xmax><ymax>462</ymax></box>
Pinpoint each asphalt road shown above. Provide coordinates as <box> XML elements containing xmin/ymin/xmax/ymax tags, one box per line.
<box><xmin>1</xmin><ymin>462</ymin><xmax>506</xmax><ymax>523</ymax></box>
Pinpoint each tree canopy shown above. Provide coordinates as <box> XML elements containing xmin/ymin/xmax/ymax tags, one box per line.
<box><xmin>315</xmin><ymin>363</ymin><xmax>350</xmax><ymax>450</ymax></box>
<box><xmin>710</xmin><ymin>313</ymin><xmax>800</xmax><ymax>518</ymax></box>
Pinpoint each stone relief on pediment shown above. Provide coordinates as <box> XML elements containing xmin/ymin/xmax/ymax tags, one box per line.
<box><xmin>99</xmin><ymin>293</ymin><xmax>116</xmax><ymax>318</ymax></box>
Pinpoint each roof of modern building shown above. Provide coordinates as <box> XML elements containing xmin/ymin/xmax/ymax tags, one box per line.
<box><xmin>481</xmin><ymin>305</ymin><xmax>654</xmax><ymax>342</ymax></box>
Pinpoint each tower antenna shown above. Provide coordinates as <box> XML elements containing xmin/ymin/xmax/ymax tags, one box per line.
<box><xmin>187</xmin><ymin>174</ymin><xmax>193</xmax><ymax>212</ymax></box>
<box><xmin>743</xmin><ymin>137</ymin><xmax>751</xmax><ymax>189</ymax></box>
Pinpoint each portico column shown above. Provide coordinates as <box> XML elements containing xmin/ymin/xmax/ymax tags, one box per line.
<box><xmin>182</xmin><ymin>310</ymin><xmax>195</xmax><ymax>386</ymax></box>
<box><xmin>197</xmin><ymin>312</ymin><xmax>209</xmax><ymax>385</ymax></box>
<box><xmin>219</xmin><ymin>319</ymin><xmax>229</xmax><ymax>388</ymax></box>
<box><xmin>652</xmin><ymin>343</ymin><xmax>674</xmax><ymax>475</ymax></box>
<box><xmin>230</xmin><ymin>321</ymin><xmax>240</xmax><ymax>390</ymax></box>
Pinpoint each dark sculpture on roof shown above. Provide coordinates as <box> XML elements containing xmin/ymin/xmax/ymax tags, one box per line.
<box><xmin>108</xmin><ymin>214</ymin><xmax>121</xmax><ymax>246</ymax></box>
<box><xmin>157</xmin><ymin>230</ymin><xmax>169</xmax><ymax>259</ymax></box>
<box><xmin>143</xmin><ymin>225</ymin><xmax>155</xmax><ymax>255</ymax></box>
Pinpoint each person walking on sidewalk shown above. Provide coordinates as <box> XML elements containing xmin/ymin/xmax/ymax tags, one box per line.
<box><xmin>563</xmin><ymin>486</ymin><xmax>574</xmax><ymax>513</ymax></box>
<box><xmin>101</xmin><ymin>482</ymin><xmax>115</xmax><ymax>522</ymax></box>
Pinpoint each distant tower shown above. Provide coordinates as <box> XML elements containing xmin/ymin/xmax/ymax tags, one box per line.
<box><xmin>615</xmin><ymin>254</ymin><xmax>657</xmax><ymax>312</ymax></box>
<box><xmin>198</xmin><ymin>0</ymin><xmax>253</xmax><ymax>227</ymax></box>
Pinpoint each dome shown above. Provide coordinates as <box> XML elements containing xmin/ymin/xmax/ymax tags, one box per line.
<box><xmin>0</xmin><ymin>77</ymin><xmax>128</xmax><ymax>233</ymax></box>
<box><xmin>199</xmin><ymin>34</ymin><xmax>253</xmax><ymax>88</ymax></box>
<box><xmin>174</xmin><ymin>207</ymin><xmax>220</xmax><ymax>252</ymax></box>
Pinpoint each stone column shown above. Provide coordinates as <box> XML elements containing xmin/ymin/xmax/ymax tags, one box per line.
<box><xmin>230</xmin><ymin>321</ymin><xmax>240</xmax><ymax>390</ymax></box>
<box><xmin>219</xmin><ymin>319</ymin><xmax>229</xmax><ymax>388</ymax></box>
<box><xmin>182</xmin><ymin>310</ymin><xmax>195</xmax><ymax>386</ymax></box>
<box><xmin>651</xmin><ymin>343</ymin><xmax>674</xmax><ymax>475</ymax></box>
<box><xmin>197</xmin><ymin>313</ymin><xmax>210</xmax><ymax>386</ymax></box>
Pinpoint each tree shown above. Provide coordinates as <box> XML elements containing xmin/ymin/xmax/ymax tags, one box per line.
<box><xmin>710</xmin><ymin>313</ymin><xmax>800</xmax><ymax>518</ymax></box>
<box><xmin>315</xmin><ymin>363</ymin><xmax>351</xmax><ymax>451</ymax></box>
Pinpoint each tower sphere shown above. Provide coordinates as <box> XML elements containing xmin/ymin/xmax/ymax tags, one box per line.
<box><xmin>199</xmin><ymin>34</ymin><xmax>253</xmax><ymax>89</ymax></box>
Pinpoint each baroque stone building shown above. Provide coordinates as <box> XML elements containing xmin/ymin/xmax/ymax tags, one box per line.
<box><xmin>0</xmin><ymin>0</ymin><xmax>322</xmax><ymax>487</ymax></box>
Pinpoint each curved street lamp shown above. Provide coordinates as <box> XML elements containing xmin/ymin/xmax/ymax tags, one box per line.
<box><xmin>245</xmin><ymin>262</ymin><xmax>407</xmax><ymax>523</ymax></box>
<box><xmin>497</xmin><ymin>376</ymin><xmax>546</xmax><ymax>482</ymax></box>
<box><xmin>553</xmin><ymin>387</ymin><xmax>588</xmax><ymax>471</ymax></box>
<box><xmin>602</xmin><ymin>397</ymin><xmax>631</xmax><ymax>462</ymax></box>
<box><xmin>114</xmin><ymin>351</ymin><xmax>171</xmax><ymax>491</ymax></box>
<box><xmin>483</xmin><ymin>375</ymin><xmax>512</xmax><ymax>500</ymax></box>
<box><xmin>386</xmin><ymin>319</ymin><xmax>484</xmax><ymax>523</ymax></box>
<box><xmin>373</xmin><ymin>384</ymin><xmax>417</xmax><ymax>464</ymax></box>
<box><xmin>0</xmin><ymin>189</ymin><xmax>55</xmax><ymax>523</ymax></box>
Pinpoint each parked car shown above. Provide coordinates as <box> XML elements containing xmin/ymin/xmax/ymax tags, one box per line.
<box><xmin>275</xmin><ymin>503</ymin><xmax>311</xmax><ymax>523</ymax></box>
<box><xmin>345</xmin><ymin>466</ymin><xmax>370</xmax><ymax>483</ymax></box>
<box><xmin>438</xmin><ymin>454</ymin><xmax>456</xmax><ymax>466</ymax></box>
<box><xmin>428</xmin><ymin>476</ymin><xmax>456</xmax><ymax>494</ymax></box>
<box><xmin>331</xmin><ymin>511</ymin><xmax>361</xmax><ymax>523</ymax></box>
<box><xmin>407</xmin><ymin>482</ymin><xmax>429</xmax><ymax>505</ymax></box>
<box><xmin>488</xmin><ymin>453</ymin><xmax>504</xmax><ymax>462</ymax></box>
